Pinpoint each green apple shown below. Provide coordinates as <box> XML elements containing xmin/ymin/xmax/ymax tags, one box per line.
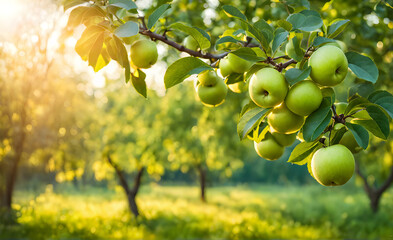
<box><xmin>267</xmin><ymin>103</ymin><xmax>305</xmax><ymax>134</ymax></box>
<box><xmin>130</xmin><ymin>40</ymin><xmax>158</xmax><ymax>69</ymax></box>
<box><xmin>183</xmin><ymin>36</ymin><xmax>199</xmax><ymax>51</ymax></box>
<box><xmin>335</xmin><ymin>102</ymin><xmax>348</xmax><ymax>115</ymax></box>
<box><xmin>227</xmin><ymin>53</ymin><xmax>253</xmax><ymax>73</ymax></box>
<box><xmin>311</xmin><ymin>144</ymin><xmax>355</xmax><ymax>186</ymax></box>
<box><xmin>254</xmin><ymin>133</ymin><xmax>284</xmax><ymax>160</ymax></box>
<box><xmin>219</xmin><ymin>57</ymin><xmax>233</xmax><ymax>77</ymax></box>
<box><xmin>197</xmin><ymin>77</ymin><xmax>228</xmax><ymax>107</ymax></box>
<box><xmin>339</xmin><ymin>131</ymin><xmax>362</xmax><ymax>153</ymax></box>
<box><xmin>228</xmin><ymin>80</ymin><xmax>248</xmax><ymax>93</ymax></box>
<box><xmin>198</xmin><ymin>70</ymin><xmax>219</xmax><ymax>86</ymax></box>
<box><xmin>249</xmin><ymin>68</ymin><xmax>288</xmax><ymax>108</ymax></box>
<box><xmin>285</xmin><ymin>39</ymin><xmax>304</xmax><ymax>58</ymax></box>
<box><xmin>122</xmin><ymin>34</ymin><xmax>140</xmax><ymax>45</ymax></box>
<box><xmin>271</xmin><ymin>132</ymin><xmax>297</xmax><ymax>147</ymax></box>
<box><xmin>285</xmin><ymin>80</ymin><xmax>323</xmax><ymax>116</ymax></box>
<box><xmin>326</xmin><ymin>40</ymin><xmax>347</xmax><ymax>52</ymax></box>
<box><xmin>309</xmin><ymin>45</ymin><xmax>348</xmax><ymax>86</ymax></box>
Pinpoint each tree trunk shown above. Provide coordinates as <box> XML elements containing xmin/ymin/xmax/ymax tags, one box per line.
<box><xmin>356</xmin><ymin>163</ymin><xmax>393</xmax><ymax>213</ymax></box>
<box><xmin>107</xmin><ymin>155</ymin><xmax>144</xmax><ymax>217</ymax></box>
<box><xmin>3</xmin><ymin>128</ymin><xmax>26</xmax><ymax>210</ymax></box>
<box><xmin>197</xmin><ymin>165</ymin><xmax>206</xmax><ymax>202</ymax></box>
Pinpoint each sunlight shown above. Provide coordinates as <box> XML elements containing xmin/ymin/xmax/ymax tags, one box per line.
<box><xmin>0</xmin><ymin>0</ymin><xmax>24</xmax><ymax>37</ymax></box>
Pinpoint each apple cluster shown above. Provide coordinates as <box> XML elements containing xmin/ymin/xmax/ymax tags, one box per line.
<box><xmin>195</xmin><ymin>42</ymin><xmax>357</xmax><ymax>187</ymax></box>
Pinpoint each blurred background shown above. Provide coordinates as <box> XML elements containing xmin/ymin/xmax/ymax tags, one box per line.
<box><xmin>0</xmin><ymin>0</ymin><xmax>393</xmax><ymax>239</ymax></box>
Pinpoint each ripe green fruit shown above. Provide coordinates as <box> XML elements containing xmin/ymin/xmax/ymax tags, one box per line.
<box><xmin>285</xmin><ymin>80</ymin><xmax>323</xmax><ymax>116</ymax></box>
<box><xmin>227</xmin><ymin>53</ymin><xmax>253</xmax><ymax>73</ymax></box>
<box><xmin>130</xmin><ymin>40</ymin><xmax>158</xmax><ymax>69</ymax></box>
<box><xmin>271</xmin><ymin>132</ymin><xmax>297</xmax><ymax>147</ymax></box>
<box><xmin>228</xmin><ymin>81</ymin><xmax>248</xmax><ymax>93</ymax></box>
<box><xmin>183</xmin><ymin>36</ymin><xmax>199</xmax><ymax>51</ymax></box>
<box><xmin>254</xmin><ymin>133</ymin><xmax>284</xmax><ymax>160</ymax></box>
<box><xmin>249</xmin><ymin>68</ymin><xmax>288</xmax><ymax>108</ymax></box>
<box><xmin>267</xmin><ymin>103</ymin><xmax>305</xmax><ymax>134</ymax></box>
<box><xmin>219</xmin><ymin>58</ymin><xmax>233</xmax><ymax>77</ymax></box>
<box><xmin>197</xmin><ymin>74</ymin><xmax>228</xmax><ymax>107</ymax></box>
<box><xmin>198</xmin><ymin>70</ymin><xmax>219</xmax><ymax>86</ymax></box>
<box><xmin>309</xmin><ymin>45</ymin><xmax>348</xmax><ymax>86</ymax></box>
<box><xmin>326</xmin><ymin>40</ymin><xmax>347</xmax><ymax>52</ymax></box>
<box><xmin>339</xmin><ymin>131</ymin><xmax>362</xmax><ymax>153</ymax></box>
<box><xmin>335</xmin><ymin>102</ymin><xmax>348</xmax><ymax>115</ymax></box>
<box><xmin>311</xmin><ymin>144</ymin><xmax>355</xmax><ymax>186</ymax></box>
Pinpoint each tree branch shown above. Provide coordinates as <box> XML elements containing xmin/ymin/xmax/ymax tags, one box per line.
<box><xmin>355</xmin><ymin>161</ymin><xmax>373</xmax><ymax>196</ymax></box>
<box><xmin>107</xmin><ymin>154</ymin><xmax>130</xmax><ymax>194</ymax></box>
<box><xmin>376</xmin><ymin>165</ymin><xmax>393</xmax><ymax>195</ymax></box>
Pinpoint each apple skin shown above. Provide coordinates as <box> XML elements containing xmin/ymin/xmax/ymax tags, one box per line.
<box><xmin>254</xmin><ymin>133</ymin><xmax>284</xmax><ymax>160</ymax></box>
<box><xmin>271</xmin><ymin>132</ymin><xmax>297</xmax><ymax>146</ymax></box>
<box><xmin>285</xmin><ymin>80</ymin><xmax>323</xmax><ymax>116</ymax></box>
<box><xmin>219</xmin><ymin>58</ymin><xmax>233</xmax><ymax>77</ymax></box>
<box><xmin>339</xmin><ymin>131</ymin><xmax>362</xmax><ymax>153</ymax></box>
<box><xmin>311</xmin><ymin>144</ymin><xmax>355</xmax><ymax>186</ymax></box>
<box><xmin>130</xmin><ymin>40</ymin><xmax>158</xmax><ymax>69</ymax></box>
<box><xmin>198</xmin><ymin>70</ymin><xmax>219</xmax><ymax>86</ymax></box>
<box><xmin>228</xmin><ymin>80</ymin><xmax>248</xmax><ymax>93</ymax></box>
<box><xmin>197</xmin><ymin>78</ymin><xmax>228</xmax><ymax>107</ymax></box>
<box><xmin>249</xmin><ymin>68</ymin><xmax>288</xmax><ymax>108</ymax></box>
<box><xmin>309</xmin><ymin>45</ymin><xmax>348</xmax><ymax>86</ymax></box>
<box><xmin>267</xmin><ymin>103</ymin><xmax>305</xmax><ymax>134</ymax></box>
<box><xmin>326</xmin><ymin>40</ymin><xmax>347</xmax><ymax>52</ymax></box>
<box><xmin>227</xmin><ymin>53</ymin><xmax>253</xmax><ymax>73</ymax></box>
<box><xmin>183</xmin><ymin>36</ymin><xmax>199</xmax><ymax>51</ymax></box>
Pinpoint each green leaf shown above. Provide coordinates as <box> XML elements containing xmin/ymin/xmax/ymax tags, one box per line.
<box><xmin>345</xmin><ymin>52</ymin><xmax>379</xmax><ymax>83</ymax></box>
<box><xmin>327</xmin><ymin>19</ymin><xmax>350</xmax><ymax>38</ymax></box>
<box><xmin>368</xmin><ymin>90</ymin><xmax>393</xmax><ymax>118</ymax></box>
<box><xmin>254</xmin><ymin>19</ymin><xmax>274</xmax><ymax>43</ymax></box>
<box><xmin>231</xmin><ymin>48</ymin><xmax>266</xmax><ymax>62</ymax></box>
<box><xmin>170</xmin><ymin>23</ymin><xmax>211</xmax><ymax>50</ymax></box>
<box><xmin>226</xmin><ymin>73</ymin><xmax>244</xmax><ymax>84</ymax></box>
<box><xmin>88</xmin><ymin>33</ymin><xmax>104</xmax><ymax>71</ymax></box>
<box><xmin>288</xmin><ymin>141</ymin><xmax>321</xmax><ymax>165</ymax></box>
<box><xmin>330</xmin><ymin>127</ymin><xmax>347</xmax><ymax>145</ymax></box>
<box><xmin>365</xmin><ymin>105</ymin><xmax>390</xmax><ymax>139</ymax></box>
<box><xmin>237</xmin><ymin>108</ymin><xmax>271</xmax><ymax>139</ymax></box>
<box><xmin>108</xmin><ymin>0</ymin><xmax>137</xmax><ymax>10</ymax></box>
<box><xmin>287</xmin><ymin>36</ymin><xmax>304</xmax><ymax>62</ymax></box>
<box><xmin>222</xmin><ymin>5</ymin><xmax>247</xmax><ymax>21</ymax></box>
<box><xmin>63</xmin><ymin>0</ymin><xmax>88</xmax><ymax>11</ymax></box>
<box><xmin>348</xmin><ymin>82</ymin><xmax>375</xmax><ymax>99</ymax></box>
<box><xmin>312</xmin><ymin>36</ymin><xmax>336</xmax><ymax>47</ymax></box>
<box><xmin>287</xmin><ymin>10</ymin><xmax>323</xmax><ymax>32</ymax></box>
<box><xmin>285</xmin><ymin>66</ymin><xmax>311</xmax><ymax>86</ymax></box>
<box><xmin>164</xmin><ymin>57</ymin><xmax>212</xmax><ymax>89</ymax></box>
<box><xmin>277</xmin><ymin>20</ymin><xmax>292</xmax><ymax>31</ymax></box>
<box><xmin>254</xmin><ymin>122</ymin><xmax>270</xmax><ymax>143</ymax></box>
<box><xmin>114</xmin><ymin>21</ymin><xmax>139</xmax><ymax>38</ymax></box>
<box><xmin>302</xmin><ymin>97</ymin><xmax>332</xmax><ymax>142</ymax></box>
<box><xmin>113</xmin><ymin>36</ymin><xmax>130</xmax><ymax>83</ymax></box>
<box><xmin>67</xmin><ymin>6</ymin><xmax>89</xmax><ymax>27</ymax></box>
<box><xmin>346</xmin><ymin>123</ymin><xmax>369</xmax><ymax>149</ymax></box>
<box><xmin>147</xmin><ymin>4</ymin><xmax>170</xmax><ymax>30</ymax></box>
<box><xmin>344</xmin><ymin>96</ymin><xmax>370</xmax><ymax>115</ymax></box>
<box><xmin>352</xmin><ymin>119</ymin><xmax>386</xmax><ymax>140</ymax></box>
<box><xmin>215</xmin><ymin>36</ymin><xmax>241</xmax><ymax>50</ymax></box>
<box><xmin>131</xmin><ymin>69</ymin><xmax>147</xmax><ymax>98</ymax></box>
<box><xmin>75</xmin><ymin>25</ymin><xmax>106</xmax><ymax>60</ymax></box>
<box><xmin>272</xmin><ymin>28</ymin><xmax>288</xmax><ymax>53</ymax></box>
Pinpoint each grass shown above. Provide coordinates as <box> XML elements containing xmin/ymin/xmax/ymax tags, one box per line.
<box><xmin>1</xmin><ymin>184</ymin><xmax>393</xmax><ymax>239</ymax></box>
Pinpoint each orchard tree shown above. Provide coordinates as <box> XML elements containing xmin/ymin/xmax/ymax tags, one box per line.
<box><xmin>159</xmin><ymin>82</ymin><xmax>246</xmax><ymax>202</ymax></box>
<box><xmin>63</xmin><ymin>0</ymin><xmax>393</xmax><ymax>206</ymax></box>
